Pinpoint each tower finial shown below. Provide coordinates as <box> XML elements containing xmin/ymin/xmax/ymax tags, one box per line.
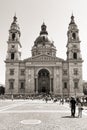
<box><xmin>69</xmin><ymin>13</ymin><xmax>75</xmax><ymax>24</ymax></box>
<box><xmin>13</xmin><ymin>13</ymin><xmax>17</xmax><ymax>23</ymax></box>
<box><xmin>40</xmin><ymin>22</ymin><xmax>48</xmax><ymax>35</ymax></box>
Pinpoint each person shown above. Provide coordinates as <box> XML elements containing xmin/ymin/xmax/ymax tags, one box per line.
<box><xmin>45</xmin><ymin>95</ymin><xmax>48</xmax><ymax>103</ymax></box>
<box><xmin>70</xmin><ymin>97</ymin><xmax>76</xmax><ymax>117</ymax></box>
<box><xmin>53</xmin><ymin>97</ymin><xmax>57</xmax><ymax>103</ymax></box>
<box><xmin>78</xmin><ymin>99</ymin><xmax>83</xmax><ymax>118</ymax></box>
<box><xmin>60</xmin><ymin>98</ymin><xmax>64</xmax><ymax>105</ymax></box>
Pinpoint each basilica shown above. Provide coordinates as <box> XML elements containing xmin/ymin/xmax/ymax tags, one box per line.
<box><xmin>5</xmin><ymin>15</ymin><xmax>83</xmax><ymax>97</ymax></box>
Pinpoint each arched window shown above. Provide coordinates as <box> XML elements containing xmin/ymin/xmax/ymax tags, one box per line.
<box><xmin>73</xmin><ymin>52</ymin><xmax>77</xmax><ymax>59</ymax></box>
<box><xmin>11</xmin><ymin>53</ymin><xmax>15</xmax><ymax>60</ymax></box>
<box><xmin>72</xmin><ymin>33</ymin><xmax>76</xmax><ymax>39</ymax></box>
<box><xmin>12</xmin><ymin>33</ymin><xmax>15</xmax><ymax>41</ymax></box>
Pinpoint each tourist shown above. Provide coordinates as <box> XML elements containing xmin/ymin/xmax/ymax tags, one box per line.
<box><xmin>70</xmin><ymin>97</ymin><xmax>76</xmax><ymax>117</ymax></box>
<box><xmin>78</xmin><ymin>99</ymin><xmax>83</xmax><ymax>118</ymax></box>
<box><xmin>60</xmin><ymin>98</ymin><xmax>64</xmax><ymax>105</ymax></box>
<box><xmin>45</xmin><ymin>95</ymin><xmax>48</xmax><ymax>103</ymax></box>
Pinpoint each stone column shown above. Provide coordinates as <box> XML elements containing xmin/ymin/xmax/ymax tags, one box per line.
<box><xmin>36</xmin><ymin>76</ymin><xmax>38</xmax><ymax>94</ymax></box>
<box><xmin>51</xmin><ymin>78</ymin><xmax>53</xmax><ymax>92</ymax></box>
<box><xmin>50</xmin><ymin>76</ymin><xmax>53</xmax><ymax>94</ymax></box>
<box><xmin>50</xmin><ymin>78</ymin><xmax>52</xmax><ymax>93</ymax></box>
<box><xmin>34</xmin><ymin>78</ymin><xmax>36</xmax><ymax>93</ymax></box>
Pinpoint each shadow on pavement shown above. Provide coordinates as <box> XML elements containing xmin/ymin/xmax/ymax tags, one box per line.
<box><xmin>62</xmin><ymin>116</ymin><xmax>78</xmax><ymax>118</ymax></box>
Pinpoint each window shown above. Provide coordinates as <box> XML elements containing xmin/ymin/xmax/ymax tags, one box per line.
<box><xmin>20</xmin><ymin>70</ymin><xmax>25</xmax><ymax>75</ymax></box>
<box><xmin>9</xmin><ymin>81</ymin><xmax>14</xmax><ymax>89</ymax></box>
<box><xmin>74</xmin><ymin>82</ymin><xmax>78</xmax><ymax>89</ymax></box>
<box><xmin>12</xmin><ymin>33</ymin><xmax>15</xmax><ymax>41</ymax></box>
<box><xmin>63</xmin><ymin>70</ymin><xmax>67</xmax><ymax>75</ymax></box>
<box><xmin>43</xmin><ymin>36</ymin><xmax>45</xmax><ymax>41</ymax></box>
<box><xmin>72</xmin><ymin>33</ymin><xmax>76</xmax><ymax>39</ymax></box>
<box><xmin>10</xmin><ymin>69</ymin><xmax>14</xmax><ymax>75</ymax></box>
<box><xmin>73</xmin><ymin>52</ymin><xmax>77</xmax><ymax>59</ymax></box>
<box><xmin>74</xmin><ymin>68</ymin><xmax>78</xmax><ymax>75</ymax></box>
<box><xmin>11</xmin><ymin>53</ymin><xmax>15</xmax><ymax>60</ymax></box>
<box><xmin>64</xmin><ymin>82</ymin><xmax>67</xmax><ymax>89</ymax></box>
<box><xmin>20</xmin><ymin>81</ymin><xmax>25</xmax><ymax>89</ymax></box>
<box><xmin>12</xmin><ymin>45</ymin><xmax>15</xmax><ymax>49</ymax></box>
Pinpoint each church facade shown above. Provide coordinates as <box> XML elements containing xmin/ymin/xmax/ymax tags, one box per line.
<box><xmin>5</xmin><ymin>15</ymin><xmax>83</xmax><ymax>97</ymax></box>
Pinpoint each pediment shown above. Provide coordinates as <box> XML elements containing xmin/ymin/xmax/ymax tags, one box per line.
<box><xmin>24</xmin><ymin>54</ymin><xmax>64</xmax><ymax>62</ymax></box>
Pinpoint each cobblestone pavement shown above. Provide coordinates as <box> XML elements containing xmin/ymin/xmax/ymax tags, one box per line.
<box><xmin>0</xmin><ymin>99</ymin><xmax>87</xmax><ymax>130</ymax></box>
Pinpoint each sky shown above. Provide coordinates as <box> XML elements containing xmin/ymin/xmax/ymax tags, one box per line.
<box><xmin>0</xmin><ymin>0</ymin><xmax>87</xmax><ymax>85</ymax></box>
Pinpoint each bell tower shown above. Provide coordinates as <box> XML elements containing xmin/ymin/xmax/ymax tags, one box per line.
<box><xmin>66</xmin><ymin>14</ymin><xmax>82</xmax><ymax>61</ymax></box>
<box><xmin>5</xmin><ymin>15</ymin><xmax>22</xmax><ymax>95</ymax></box>
<box><xmin>66</xmin><ymin>15</ymin><xmax>83</xmax><ymax>97</ymax></box>
<box><xmin>6</xmin><ymin>15</ymin><xmax>21</xmax><ymax>61</ymax></box>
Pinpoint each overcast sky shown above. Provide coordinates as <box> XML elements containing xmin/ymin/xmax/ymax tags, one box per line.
<box><xmin>0</xmin><ymin>0</ymin><xmax>87</xmax><ymax>84</ymax></box>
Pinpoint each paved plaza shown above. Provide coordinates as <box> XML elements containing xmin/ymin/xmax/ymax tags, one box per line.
<box><xmin>0</xmin><ymin>99</ymin><xmax>87</xmax><ymax>130</ymax></box>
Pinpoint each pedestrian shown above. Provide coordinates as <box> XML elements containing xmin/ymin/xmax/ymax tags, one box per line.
<box><xmin>53</xmin><ymin>98</ymin><xmax>57</xmax><ymax>103</ymax></box>
<box><xmin>70</xmin><ymin>97</ymin><xmax>76</xmax><ymax>117</ymax></box>
<box><xmin>45</xmin><ymin>95</ymin><xmax>48</xmax><ymax>103</ymax></box>
<box><xmin>78</xmin><ymin>99</ymin><xmax>83</xmax><ymax>118</ymax></box>
<box><xmin>60</xmin><ymin>98</ymin><xmax>64</xmax><ymax>105</ymax></box>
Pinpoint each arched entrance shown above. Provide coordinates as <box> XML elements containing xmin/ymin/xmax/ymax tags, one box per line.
<box><xmin>38</xmin><ymin>69</ymin><xmax>50</xmax><ymax>94</ymax></box>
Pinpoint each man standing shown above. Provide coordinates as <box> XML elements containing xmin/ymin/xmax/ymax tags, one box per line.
<box><xmin>70</xmin><ymin>97</ymin><xmax>76</xmax><ymax>117</ymax></box>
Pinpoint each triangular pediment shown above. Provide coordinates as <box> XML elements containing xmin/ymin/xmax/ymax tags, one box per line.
<box><xmin>24</xmin><ymin>54</ymin><xmax>64</xmax><ymax>62</ymax></box>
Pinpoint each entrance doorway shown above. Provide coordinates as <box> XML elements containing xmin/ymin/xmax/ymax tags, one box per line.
<box><xmin>38</xmin><ymin>69</ymin><xmax>50</xmax><ymax>94</ymax></box>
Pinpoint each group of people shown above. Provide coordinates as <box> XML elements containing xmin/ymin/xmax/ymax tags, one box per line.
<box><xmin>10</xmin><ymin>94</ymin><xmax>84</xmax><ymax>118</ymax></box>
<box><xmin>70</xmin><ymin>97</ymin><xmax>83</xmax><ymax>118</ymax></box>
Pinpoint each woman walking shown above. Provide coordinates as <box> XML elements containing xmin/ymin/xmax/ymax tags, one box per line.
<box><xmin>78</xmin><ymin>99</ymin><xmax>83</xmax><ymax>118</ymax></box>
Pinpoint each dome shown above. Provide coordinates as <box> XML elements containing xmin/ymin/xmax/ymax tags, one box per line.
<box><xmin>32</xmin><ymin>23</ymin><xmax>56</xmax><ymax>57</ymax></box>
<box><xmin>34</xmin><ymin>22</ymin><xmax>54</xmax><ymax>46</ymax></box>
<box><xmin>10</xmin><ymin>15</ymin><xmax>20</xmax><ymax>32</ymax></box>
<box><xmin>35</xmin><ymin>34</ymin><xmax>53</xmax><ymax>44</ymax></box>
